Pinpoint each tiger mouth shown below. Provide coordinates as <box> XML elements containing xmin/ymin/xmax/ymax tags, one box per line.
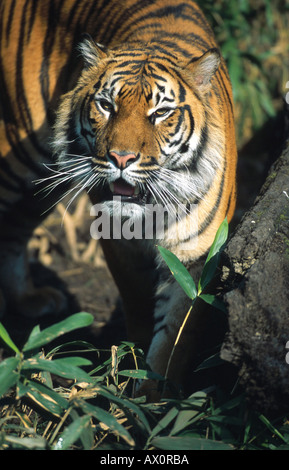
<box><xmin>108</xmin><ymin>178</ymin><xmax>148</xmax><ymax>203</ymax></box>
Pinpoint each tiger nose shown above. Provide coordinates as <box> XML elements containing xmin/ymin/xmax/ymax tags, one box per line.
<box><xmin>109</xmin><ymin>151</ymin><xmax>137</xmax><ymax>169</ymax></box>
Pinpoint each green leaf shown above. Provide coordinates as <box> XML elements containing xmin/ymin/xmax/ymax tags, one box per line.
<box><xmin>53</xmin><ymin>415</ymin><xmax>92</xmax><ymax>450</ymax></box>
<box><xmin>259</xmin><ymin>414</ymin><xmax>288</xmax><ymax>444</ymax></box>
<box><xmin>17</xmin><ymin>380</ymin><xmax>30</xmax><ymax>398</ymax></box>
<box><xmin>149</xmin><ymin>406</ymin><xmax>180</xmax><ymax>441</ymax></box>
<box><xmin>22</xmin><ymin>356</ymin><xmax>93</xmax><ymax>382</ymax></box>
<box><xmin>0</xmin><ymin>322</ymin><xmax>20</xmax><ymax>354</ymax></box>
<box><xmin>46</xmin><ymin>340</ymin><xmax>97</xmax><ymax>359</ymax></box>
<box><xmin>195</xmin><ymin>353</ymin><xmax>226</xmax><ymax>372</ymax></box>
<box><xmin>4</xmin><ymin>435</ymin><xmax>47</xmax><ymax>450</ymax></box>
<box><xmin>205</xmin><ymin>217</ymin><xmax>228</xmax><ymax>265</ymax></box>
<box><xmin>79</xmin><ymin>400</ymin><xmax>135</xmax><ymax>447</ymax></box>
<box><xmin>118</xmin><ymin>369</ymin><xmax>164</xmax><ymax>381</ymax></box>
<box><xmin>199</xmin><ymin>294</ymin><xmax>227</xmax><ymax>312</ymax></box>
<box><xmin>23</xmin><ymin>312</ymin><xmax>94</xmax><ymax>352</ymax></box>
<box><xmin>69</xmin><ymin>409</ymin><xmax>94</xmax><ymax>450</ymax></box>
<box><xmin>25</xmin><ymin>380</ymin><xmax>68</xmax><ymax>417</ymax></box>
<box><xmin>158</xmin><ymin>246</ymin><xmax>197</xmax><ymax>300</ymax></box>
<box><xmin>151</xmin><ymin>436</ymin><xmax>233</xmax><ymax>450</ymax></box>
<box><xmin>198</xmin><ymin>218</ymin><xmax>228</xmax><ymax>292</ymax></box>
<box><xmin>170</xmin><ymin>392</ymin><xmax>207</xmax><ymax>436</ymax></box>
<box><xmin>0</xmin><ymin>356</ymin><xmax>20</xmax><ymax>397</ymax></box>
<box><xmin>213</xmin><ymin>395</ymin><xmax>245</xmax><ymax>416</ymax></box>
<box><xmin>94</xmin><ymin>384</ymin><xmax>151</xmax><ymax>435</ymax></box>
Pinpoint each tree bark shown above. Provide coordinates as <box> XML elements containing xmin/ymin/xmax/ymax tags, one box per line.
<box><xmin>219</xmin><ymin>139</ymin><xmax>289</xmax><ymax>412</ymax></box>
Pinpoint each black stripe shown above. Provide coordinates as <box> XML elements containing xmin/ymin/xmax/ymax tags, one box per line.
<box><xmin>5</xmin><ymin>0</ymin><xmax>17</xmax><ymax>43</ymax></box>
<box><xmin>180</xmin><ymin>161</ymin><xmax>227</xmax><ymax>244</ymax></box>
<box><xmin>225</xmin><ymin>186</ymin><xmax>234</xmax><ymax>216</ymax></box>
<box><xmin>12</xmin><ymin>0</ymin><xmax>51</xmax><ymax>158</ymax></box>
<box><xmin>27</xmin><ymin>0</ymin><xmax>38</xmax><ymax>42</ymax></box>
<box><xmin>190</xmin><ymin>120</ymin><xmax>208</xmax><ymax>170</ymax></box>
<box><xmin>16</xmin><ymin>0</ymin><xmax>34</xmax><ymax>133</ymax></box>
<box><xmin>100</xmin><ymin>0</ymin><xmax>156</xmax><ymax>45</ymax></box>
<box><xmin>116</xmin><ymin>3</ymin><xmax>213</xmax><ymax>48</ymax></box>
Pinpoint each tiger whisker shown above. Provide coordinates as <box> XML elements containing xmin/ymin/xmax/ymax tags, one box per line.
<box><xmin>157</xmin><ymin>168</ymin><xmax>200</xmax><ymax>198</ymax></box>
<box><xmin>61</xmin><ymin>172</ymin><xmax>97</xmax><ymax>220</ymax></box>
<box><xmin>147</xmin><ymin>171</ymin><xmax>194</xmax><ymax>214</ymax></box>
<box><xmin>34</xmin><ymin>165</ymin><xmax>92</xmax><ymax>201</ymax></box>
<box><xmin>145</xmin><ymin>175</ymin><xmax>186</xmax><ymax>221</ymax></box>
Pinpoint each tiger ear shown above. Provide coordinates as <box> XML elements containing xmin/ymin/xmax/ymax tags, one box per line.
<box><xmin>187</xmin><ymin>48</ymin><xmax>221</xmax><ymax>88</ymax></box>
<box><xmin>78</xmin><ymin>34</ymin><xmax>108</xmax><ymax>67</ymax></box>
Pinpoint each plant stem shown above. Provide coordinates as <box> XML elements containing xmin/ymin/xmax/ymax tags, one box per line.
<box><xmin>164</xmin><ymin>302</ymin><xmax>194</xmax><ymax>383</ymax></box>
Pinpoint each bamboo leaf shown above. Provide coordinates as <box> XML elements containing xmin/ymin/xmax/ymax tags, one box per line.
<box><xmin>151</xmin><ymin>435</ymin><xmax>233</xmax><ymax>450</ymax></box>
<box><xmin>149</xmin><ymin>406</ymin><xmax>180</xmax><ymax>441</ymax></box>
<box><xmin>0</xmin><ymin>322</ymin><xmax>20</xmax><ymax>354</ymax></box>
<box><xmin>22</xmin><ymin>356</ymin><xmax>92</xmax><ymax>382</ymax></box>
<box><xmin>170</xmin><ymin>392</ymin><xmax>207</xmax><ymax>436</ymax></box>
<box><xmin>199</xmin><ymin>294</ymin><xmax>227</xmax><ymax>312</ymax></box>
<box><xmin>259</xmin><ymin>414</ymin><xmax>288</xmax><ymax>444</ymax></box>
<box><xmin>4</xmin><ymin>435</ymin><xmax>47</xmax><ymax>450</ymax></box>
<box><xmin>0</xmin><ymin>356</ymin><xmax>20</xmax><ymax>397</ymax></box>
<box><xmin>53</xmin><ymin>415</ymin><xmax>92</xmax><ymax>450</ymax></box>
<box><xmin>25</xmin><ymin>381</ymin><xmax>68</xmax><ymax>417</ymax></box>
<box><xmin>195</xmin><ymin>353</ymin><xmax>226</xmax><ymax>372</ymax></box>
<box><xmin>198</xmin><ymin>218</ymin><xmax>228</xmax><ymax>292</ymax></box>
<box><xmin>158</xmin><ymin>246</ymin><xmax>197</xmax><ymax>299</ymax></box>
<box><xmin>23</xmin><ymin>312</ymin><xmax>94</xmax><ymax>352</ymax></box>
<box><xmin>118</xmin><ymin>369</ymin><xmax>164</xmax><ymax>381</ymax></box>
<box><xmin>94</xmin><ymin>384</ymin><xmax>151</xmax><ymax>435</ymax></box>
<box><xmin>79</xmin><ymin>400</ymin><xmax>135</xmax><ymax>447</ymax></box>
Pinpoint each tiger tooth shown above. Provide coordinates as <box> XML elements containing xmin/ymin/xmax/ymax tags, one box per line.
<box><xmin>109</xmin><ymin>182</ymin><xmax>114</xmax><ymax>193</ymax></box>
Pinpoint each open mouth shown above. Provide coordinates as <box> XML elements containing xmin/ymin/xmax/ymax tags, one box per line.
<box><xmin>109</xmin><ymin>178</ymin><xmax>148</xmax><ymax>203</ymax></box>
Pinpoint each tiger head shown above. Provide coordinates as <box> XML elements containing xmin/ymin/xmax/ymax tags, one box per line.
<box><xmin>53</xmin><ymin>37</ymin><xmax>223</xmax><ymax>221</ymax></box>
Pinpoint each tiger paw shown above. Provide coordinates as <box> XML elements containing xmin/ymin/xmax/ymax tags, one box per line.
<box><xmin>12</xmin><ymin>286</ymin><xmax>67</xmax><ymax>318</ymax></box>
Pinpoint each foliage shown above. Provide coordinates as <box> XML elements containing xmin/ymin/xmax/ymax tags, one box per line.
<box><xmin>197</xmin><ymin>0</ymin><xmax>289</xmax><ymax>144</ymax></box>
<box><xmin>1</xmin><ymin>219</ymin><xmax>288</xmax><ymax>450</ymax></box>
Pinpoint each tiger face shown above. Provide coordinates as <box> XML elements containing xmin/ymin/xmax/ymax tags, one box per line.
<box><xmin>54</xmin><ymin>38</ymin><xmax>222</xmax><ymax>223</ymax></box>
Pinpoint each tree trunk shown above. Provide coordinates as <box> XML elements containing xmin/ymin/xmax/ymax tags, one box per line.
<box><xmin>219</xmin><ymin>138</ymin><xmax>289</xmax><ymax>412</ymax></box>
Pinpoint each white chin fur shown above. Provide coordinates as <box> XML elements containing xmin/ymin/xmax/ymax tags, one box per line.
<box><xmin>99</xmin><ymin>198</ymin><xmax>145</xmax><ymax>220</ymax></box>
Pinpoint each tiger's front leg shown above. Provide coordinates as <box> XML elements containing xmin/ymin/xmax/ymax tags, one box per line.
<box><xmin>102</xmin><ymin>238</ymin><xmax>212</xmax><ymax>401</ymax></box>
<box><xmin>100</xmin><ymin>238</ymin><xmax>158</xmax><ymax>353</ymax></box>
<box><xmin>138</xmin><ymin>270</ymin><xmax>214</xmax><ymax>401</ymax></box>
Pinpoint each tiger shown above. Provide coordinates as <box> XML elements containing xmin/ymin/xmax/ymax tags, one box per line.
<box><xmin>0</xmin><ymin>0</ymin><xmax>237</xmax><ymax>398</ymax></box>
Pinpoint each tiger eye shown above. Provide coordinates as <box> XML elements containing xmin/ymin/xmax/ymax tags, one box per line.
<box><xmin>154</xmin><ymin>108</ymin><xmax>170</xmax><ymax>117</ymax></box>
<box><xmin>98</xmin><ymin>99</ymin><xmax>114</xmax><ymax>114</ymax></box>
